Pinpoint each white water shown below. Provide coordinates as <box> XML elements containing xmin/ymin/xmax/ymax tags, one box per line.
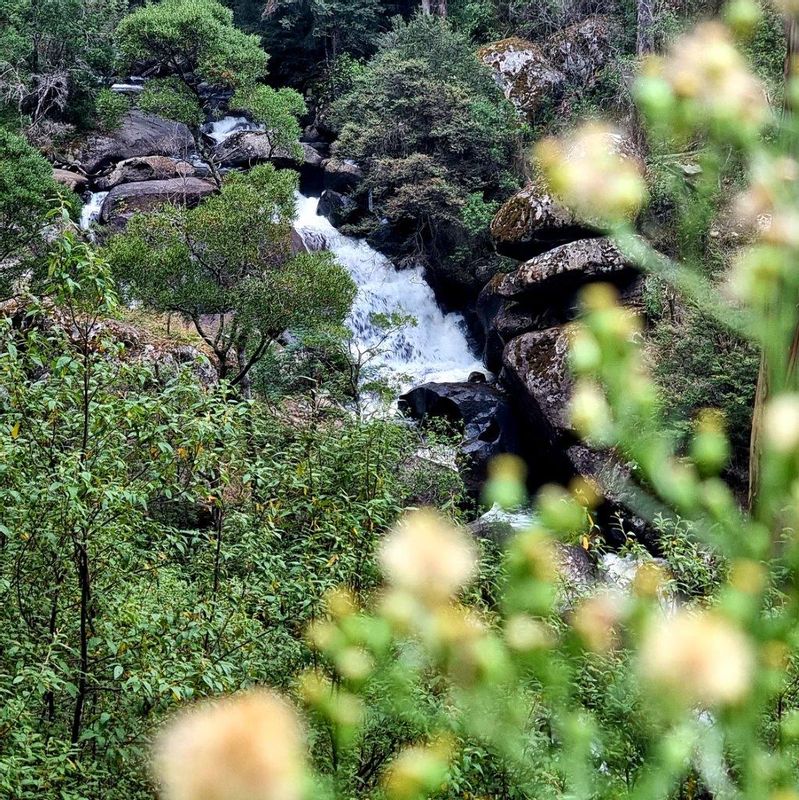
<box><xmin>79</xmin><ymin>191</ymin><xmax>109</xmax><ymax>237</ymax></box>
<box><xmin>202</xmin><ymin>115</ymin><xmax>264</xmax><ymax>144</ymax></box>
<box><xmin>294</xmin><ymin>193</ymin><xmax>486</xmax><ymax>394</ymax></box>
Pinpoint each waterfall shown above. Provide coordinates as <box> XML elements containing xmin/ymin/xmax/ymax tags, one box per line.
<box><xmin>294</xmin><ymin>194</ymin><xmax>486</xmax><ymax>395</ymax></box>
<box><xmin>79</xmin><ymin>191</ymin><xmax>109</xmax><ymax>237</ymax></box>
<box><xmin>202</xmin><ymin>116</ymin><xmax>264</xmax><ymax>144</ymax></box>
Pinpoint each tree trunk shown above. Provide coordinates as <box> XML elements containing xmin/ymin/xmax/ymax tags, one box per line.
<box><xmin>421</xmin><ymin>0</ymin><xmax>432</xmax><ymax>13</ymax></box>
<box><xmin>437</xmin><ymin>0</ymin><xmax>447</xmax><ymax>15</ymax></box>
<box><xmin>635</xmin><ymin>0</ymin><xmax>654</xmax><ymax>56</ymax></box>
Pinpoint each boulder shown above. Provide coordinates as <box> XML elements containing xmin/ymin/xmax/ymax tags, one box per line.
<box><xmin>317</xmin><ymin>189</ymin><xmax>359</xmax><ymax>228</ymax></box>
<box><xmin>502</xmin><ymin>327</ymin><xmax>573</xmax><ymax>450</ymax></box>
<box><xmin>52</xmin><ymin>168</ymin><xmax>88</xmax><ymax>194</ymax></box>
<box><xmin>323</xmin><ymin>158</ymin><xmax>363</xmax><ymax>193</ymax></box>
<box><xmin>399</xmin><ymin>381</ymin><xmax>519</xmax><ymax>495</ymax></box>
<box><xmin>94</xmin><ymin>156</ymin><xmax>195</xmax><ymax>191</ymax></box>
<box><xmin>549</xmin><ymin>15</ymin><xmax>619</xmax><ymax>85</ymax></box>
<box><xmin>302</xmin><ymin>143</ymin><xmax>325</xmax><ymax>168</ymax></box>
<box><xmin>497</xmin><ymin>238</ymin><xmax>636</xmax><ymax>298</ymax></box>
<box><xmin>75</xmin><ymin>110</ymin><xmax>196</xmax><ymax>175</ymax></box>
<box><xmin>99</xmin><ymin>178</ymin><xmax>216</xmax><ymax>229</ymax></box>
<box><xmin>213</xmin><ymin>130</ymin><xmax>295</xmax><ymax>167</ymax></box>
<box><xmin>478</xmin><ymin>241</ymin><xmax>639</xmax><ymax>371</ymax></box>
<box><xmin>490</xmin><ymin>181</ymin><xmax>599</xmax><ymax>260</ymax></box>
<box><xmin>478</xmin><ymin>37</ymin><xmax>566</xmax><ymax>118</ymax></box>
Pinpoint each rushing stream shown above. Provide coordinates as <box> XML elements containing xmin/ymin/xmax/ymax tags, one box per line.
<box><xmin>79</xmin><ymin>115</ymin><xmax>485</xmax><ymax>395</ymax></box>
<box><xmin>294</xmin><ymin>194</ymin><xmax>485</xmax><ymax>393</ymax></box>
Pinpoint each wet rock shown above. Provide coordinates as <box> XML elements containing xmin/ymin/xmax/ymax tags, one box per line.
<box><xmin>479</xmin><ymin>37</ymin><xmax>566</xmax><ymax>118</ymax></box>
<box><xmin>317</xmin><ymin>189</ymin><xmax>359</xmax><ymax>227</ymax></box>
<box><xmin>323</xmin><ymin>158</ymin><xmax>363</xmax><ymax>193</ymax></box>
<box><xmin>74</xmin><ymin>110</ymin><xmax>196</xmax><ymax>175</ymax></box>
<box><xmin>99</xmin><ymin>177</ymin><xmax>216</xmax><ymax>229</ymax></box>
<box><xmin>94</xmin><ymin>156</ymin><xmax>195</xmax><ymax>191</ymax></box>
<box><xmin>52</xmin><ymin>168</ymin><xmax>88</xmax><ymax>194</ymax></box>
<box><xmin>213</xmin><ymin>130</ymin><xmax>295</xmax><ymax>167</ymax></box>
<box><xmin>399</xmin><ymin>381</ymin><xmax>519</xmax><ymax>495</ymax></box>
<box><xmin>490</xmin><ymin>180</ymin><xmax>599</xmax><ymax>260</ymax></box>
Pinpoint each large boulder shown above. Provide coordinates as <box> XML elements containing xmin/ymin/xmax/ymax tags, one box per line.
<box><xmin>478</xmin><ymin>239</ymin><xmax>639</xmax><ymax>370</ymax></box>
<box><xmin>99</xmin><ymin>178</ymin><xmax>216</xmax><ymax>229</ymax></box>
<box><xmin>317</xmin><ymin>189</ymin><xmax>360</xmax><ymax>228</ymax></box>
<box><xmin>52</xmin><ymin>168</ymin><xmax>88</xmax><ymax>194</ymax></box>
<box><xmin>549</xmin><ymin>15</ymin><xmax>619</xmax><ymax>85</ymax></box>
<box><xmin>399</xmin><ymin>380</ymin><xmax>520</xmax><ymax>495</ymax></box>
<box><xmin>213</xmin><ymin>130</ymin><xmax>295</xmax><ymax>168</ymax></box>
<box><xmin>497</xmin><ymin>238</ymin><xmax>636</xmax><ymax>298</ymax></box>
<box><xmin>490</xmin><ymin>181</ymin><xmax>599</xmax><ymax>260</ymax></box>
<box><xmin>479</xmin><ymin>37</ymin><xmax>566</xmax><ymax>118</ymax></box>
<box><xmin>94</xmin><ymin>156</ymin><xmax>195</xmax><ymax>191</ymax></box>
<box><xmin>75</xmin><ymin>111</ymin><xmax>196</xmax><ymax>175</ymax></box>
<box><xmin>323</xmin><ymin>158</ymin><xmax>363</xmax><ymax>193</ymax></box>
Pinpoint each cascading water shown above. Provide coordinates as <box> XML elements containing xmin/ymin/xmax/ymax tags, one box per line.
<box><xmin>294</xmin><ymin>193</ymin><xmax>486</xmax><ymax>395</ymax></box>
<box><xmin>202</xmin><ymin>116</ymin><xmax>264</xmax><ymax>144</ymax></box>
<box><xmin>79</xmin><ymin>191</ymin><xmax>109</xmax><ymax>238</ymax></box>
<box><xmin>78</xmin><ymin>114</ymin><xmax>487</xmax><ymax>398</ymax></box>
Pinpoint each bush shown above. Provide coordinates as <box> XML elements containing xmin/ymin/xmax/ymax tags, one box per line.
<box><xmin>94</xmin><ymin>87</ymin><xmax>129</xmax><ymax>130</ymax></box>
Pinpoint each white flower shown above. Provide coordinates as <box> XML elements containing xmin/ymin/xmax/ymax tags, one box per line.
<box><xmin>379</xmin><ymin>510</ymin><xmax>477</xmax><ymax>602</ymax></box>
<box><xmin>154</xmin><ymin>690</ymin><xmax>305</xmax><ymax>800</ymax></box>
<box><xmin>639</xmin><ymin>610</ymin><xmax>754</xmax><ymax>706</ymax></box>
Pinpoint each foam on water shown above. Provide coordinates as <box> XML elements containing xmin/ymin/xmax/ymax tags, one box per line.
<box><xmin>202</xmin><ymin>115</ymin><xmax>264</xmax><ymax>144</ymax></box>
<box><xmin>294</xmin><ymin>193</ymin><xmax>486</xmax><ymax>394</ymax></box>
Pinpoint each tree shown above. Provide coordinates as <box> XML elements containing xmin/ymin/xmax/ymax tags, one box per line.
<box><xmin>0</xmin><ymin>0</ymin><xmax>125</xmax><ymax>130</ymax></box>
<box><xmin>105</xmin><ymin>164</ymin><xmax>356</xmax><ymax>392</ymax></box>
<box><xmin>331</xmin><ymin>15</ymin><xmax>520</xmax><ymax>289</ymax></box>
<box><xmin>0</xmin><ymin>127</ymin><xmax>70</xmax><ymax>296</ymax></box>
<box><xmin>115</xmin><ymin>0</ymin><xmax>306</xmax><ymax>181</ymax></box>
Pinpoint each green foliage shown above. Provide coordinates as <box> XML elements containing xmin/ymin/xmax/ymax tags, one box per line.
<box><xmin>94</xmin><ymin>87</ymin><xmax>130</xmax><ymax>130</ymax></box>
<box><xmin>0</xmin><ymin>127</ymin><xmax>67</xmax><ymax>294</ymax></box>
<box><xmin>137</xmin><ymin>78</ymin><xmax>204</xmax><ymax>128</ymax></box>
<box><xmin>332</xmin><ymin>14</ymin><xmax>520</xmax><ymax>271</ymax></box>
<box><xmin>231</xmin><ymin>83</ymin><xmax>306</xmax><ymax>158</ymax></box>
<box><xmin>116</xmin><ymin>0</ymin><xmax>268</xmax><ymax>88</ymax></box>
<box><xmin>105</xmin><ymin>164</ymin><xmax>355</xmax><ymax>387</ymax></box>
<box><xmin>0</xmin><ymin>0</ymin><xmax>126</xmax><ymax>128</ymax></box>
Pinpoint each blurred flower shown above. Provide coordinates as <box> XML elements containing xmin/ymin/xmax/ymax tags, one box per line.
<box><xmin>505</xmin><ymin>614</ymin><xmax>554</xmax><ymax>651</ymax></box>
<box><xmin>537</xmin><ymin>123</ymin><xmax>647</xmax><ymax>224</ymax></box>
<box><xmin>653</xmin><ymin>22</ymin><xmax>768</xmax><ymax>131</ymax></box>
<box><xmin>383</xmin><ymin>739</ymin><xmax>453</xmax><ymax>800</ymax></box>
<box><xmin>573</xmin><ymin>592</ymin><xmax>626</xmax><ymax>652</ymax></box>
<box><xmin>154</xmin><ymin>689</ymin><xmax>305</xmax><ymax>800</ymax></box>
<box><xmin>379</xmin><ymin>510</ymin><xmax>477</xmax><ymax>602</ymax></box>
<box><xmin>639</xmin><ymin>610</ymin><xmax>754</xmax><ymax>706</ymax></box>
<box><xmin>483</xmin><ymin>454</ymin><xmax>528</xmax><ymax>509</ymax></box>
<box><xmin>764</xmin><ymin>394</ymin><xmax>799</xmax><ymax>454</ymax></box>
<box><xmin>569</xmin><ymin>380</ymin><xmax>613</xmax><ymax>442</ymax></box>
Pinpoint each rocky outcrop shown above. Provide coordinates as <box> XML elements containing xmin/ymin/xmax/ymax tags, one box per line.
<box><xmin>490</xmin><ymin>181</ymin><xmax>599</xmax><ymax>260</ymax></box>
<box><xmin>52</xmin><ymin>168</ymin><xmax>88</xmax><ymax>194</ymax></box>
<box><xmin>99</xmin><ymin>178</ymin><xmax>216</xmax><ymax>229</ymax></box>
<box><xmin>213</xmin><ymin>131</ymin><xmax>295</xmax><ymax>167</ymax></box>
<box><xmin>399</xmin><ymin>380</ymin><xmax>519</xmax><ymax>495</ymax></box>
<box><xmin>479</xmin><ymin>37</ymin><xmax>565</xmax><ymax>118</ymax></box>
<box><xmin>479</xmin><ymin>16</ymin><xmax>619</xmax><ymax>121</ymax></box>
<box><xmin>497</xmin><ymin>238</ymin><xmax>636</xmax><ymax>297</ymax></box>
<box><xmin>478</xmin><ymin>238</ymin><xmax>638</xmax><ymax>370</ymax></box>
<box><xmin>74</xmin><ymin>111</ymin><xmax>196</xmax><ymax>175</ymax></box>
<box><xmin>317</xmin><ymin>190</ymin><xmax>360</xmax><ymax>227</ymax></box>
<box><xmin>549</xmin><ymin>16</ymin><xmax>619</xmax><ymax>85</ymax></box>
<box><xmin>322</xmin><ymin>158</ymin><xmax>363</xmax><ymax>193</ymax></box>
<box><xmin>94</xmin><ymin>156</ymin><xmax>195</xmax><ymax>191</ymax></box>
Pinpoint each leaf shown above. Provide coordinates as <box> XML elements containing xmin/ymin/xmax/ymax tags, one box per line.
<box><xmin>10</xmin><ymin>422</ymin><xmax>19</xmax><ymax>440</ymax></box>
<box><xmin>113</xmin><ymin>665</ymin><xmax>124</xmax><ymax>680</ymax></box>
